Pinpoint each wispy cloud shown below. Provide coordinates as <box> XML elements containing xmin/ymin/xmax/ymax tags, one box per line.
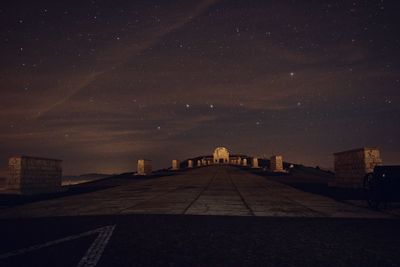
<box><xmin>34</xmin><ymin>0</ymin><xmax>220</xmax><ymax>118</ymax></box>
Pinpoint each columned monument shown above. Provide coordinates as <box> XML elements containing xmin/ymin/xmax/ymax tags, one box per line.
<box><xmin>213</xmin><ymin>147</ymin><xmax>229</xmax><ymax>164</ymax></box>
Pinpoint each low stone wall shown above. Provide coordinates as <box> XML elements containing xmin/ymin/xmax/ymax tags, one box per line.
<box><xmin>7</xmin><ymin>156</ymin><xmax>62</xmax><ymax>195</ymax></box>
<box><xmin>331</xmin><ymin>147</ymin><xmax>382</xmax><ymax>188</ymax></box>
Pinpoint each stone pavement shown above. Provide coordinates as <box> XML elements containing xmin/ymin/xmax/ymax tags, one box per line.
<box><xmin>0</xmin><ymin>165</ymin><xmax>392</xmax><ymax>219</ymax></box>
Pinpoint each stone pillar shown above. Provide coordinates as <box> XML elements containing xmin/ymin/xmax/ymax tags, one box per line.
<box><xmin>202</xmin><ymin>159</ymin><xmax>206</xmax><ymax>166</ymax></box>
<box><xmin>242</xmin><ymin>158</ymin><xmax>247</xmax><ymax>166</ymax></box>
<box><xmin>6</xmin><ymin>155</ymin><xmax>62</xmax><ymax>195</ymax></box>
<box><xmin>137</xmin><ymin>159</ymin><xmax>152</xmax><ymax>175</ymax></box>
<box><xmin>252</xmin><ymin>157</ymin><xmax>259</xmax><ymax>168</ymax></box>
<box><xmin>270</xmin><ymin>155</ymin><xmax>283</xmax><ymax>172</ymax></box>
<box><xmin>237</xmin><ymin>157</ymin><xmax>241</xmax><ymax>165</ymax></box>
<box><xmin>172</xmin><ymin>159</ymin><xmax>180</xmax><ymax>170</ymax></box>
<box><xmin>188</xmin><ymin>160</ymin><xmax>193</xmax><ymax>168</ymax></box>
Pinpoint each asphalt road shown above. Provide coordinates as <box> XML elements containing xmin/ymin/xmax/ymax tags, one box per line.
<box><xmin>0</xmin><ymin>214</ymin><xmax>399</xmax><ymax>267</ymax></box>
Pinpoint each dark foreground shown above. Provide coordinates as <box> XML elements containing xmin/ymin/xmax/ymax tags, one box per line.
<box><xmin>0</xmin><ymin>214</ymin><xmax>399</xmax><ymax>267</ymax></box>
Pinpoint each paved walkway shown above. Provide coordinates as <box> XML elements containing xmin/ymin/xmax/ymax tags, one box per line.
<box><xmin>0</xmin><ymin>165</ymin><xmax>391</xmax><ymax>218</ymax></box>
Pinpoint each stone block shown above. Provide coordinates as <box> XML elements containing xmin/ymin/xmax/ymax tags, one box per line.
<box><xmin>6</xmin><ymin>155</ymin><xmax>62</xmax><ymax>195</ymax></box>
<box><xmin>252</xmin><ymin>157</ymin><xmax>259</xmax><ymax>168</ymax></box>
<box><xmin>331</xmin><ymin>147</ymin><xmax>382</xmax><ymax>188</ymax></box>
<box><xmin>172</xmin><ymin>159</ymin><xmax>180</xmax><ymax>170</ymax></box>
<box><xmin>137</xmin><ymin>159</ymin><xmax>152</xmax><ymax>175</ymax></box>
<box><xmin>270</xmin><ymin>155</ymin><xmax>283</xmax><ymax>172</ymax></box>
<box><xmin>187</xmin><ymin>160</ymin><xmax>193</xmax><ymax>168</ymax></box>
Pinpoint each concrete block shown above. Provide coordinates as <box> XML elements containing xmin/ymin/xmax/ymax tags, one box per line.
<box><xmin>6</xmin><ymin>155</ymin><xmax>62</xmax><ymax>195</ymax></box>
<box><xmin>270</xmin><ymin>155</ymin><xmax>283</xmax><ymax>172</ymax></box>
<box><xmin>137</xmin><ymin>159</ymin><xmax>152</xmax><ymax>175</ymax></box>
<box><xmin>331</xmin><ymin>147</ymin><xmax>382</xmax><ymax>188</ymax></box>
<box><xmin>252</xmin><ymin>157</ymin><xmax>259</xmax><ymax>168</ymax></box>
<box><xmin>172</xmin><ymin>160</ymin><xmax>180</xmax><ymax>170</ymax></box>
<box><xmin>188</xmin><ymin>160</ymin><xmax>193</xmax><ymax>168</ymax></box>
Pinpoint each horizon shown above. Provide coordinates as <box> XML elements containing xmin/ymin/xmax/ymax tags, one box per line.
<box><xmin>0</xmin><ymin>146</ymin><xmax>390</xmax><ymax>177</ymax></box>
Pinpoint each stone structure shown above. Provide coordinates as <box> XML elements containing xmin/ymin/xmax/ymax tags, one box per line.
<box><xmin>197</xmin><ymin>160</ymin><xmax>202</xmax><ymax>167</ymax></box>
<box><xmin>6</xmin><ymin>155</ymin><xmax>62</xmax><ymax>195</ymax></box>
<box><xmin>172</xmin><ymin>160</ymin><xmax>180</xmax><ymax>170</ymax></box>
<box><xmin>213</xmin><ymin>147</ymin><xmax>229</xmax><ymax>164</ymax></box>
<box><xmin>137</xmin><ymin>159</ymin><xmax>152</xmax><ymax>175</ymax></box>
<box><xmin>187</xmin><ymin>160</ymin><xmax>193</xmax><ymax>168</ymax></box>
<box><xmin>331</xmin><ymin>147</ymin><xmax>382</xmax><ymax>188</ymax></box>
<box><xmin>252</xmin><ymin>157</ymin><xmax>259</xmax><ymax>168</ymax></box>
<box><xmin>270</xmin><ymin>155</ymin><xmax>283</xmax><ymax>172</ymax></box>
<box><xmin>242</xmin><ymin>158</ymin><xmax>248</xmax><ymax>166</ymax></box>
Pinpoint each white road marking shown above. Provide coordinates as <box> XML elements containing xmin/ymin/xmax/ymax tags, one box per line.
<box><xmin>77</xmin><ymin>225</ymin><xmax>115</xmax><ymax>267</ymax></box>
<box><xmin>0</xmin><ymin>225</ymin><xmax>116</xmax><ymax>267</ymax></box>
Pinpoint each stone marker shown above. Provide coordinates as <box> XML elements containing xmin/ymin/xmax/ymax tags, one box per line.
<box><xmin>330</xmin><ymin>147</ymin><xmax>382</xmax><ymax>188</ymax></box>
<box><xmin>6</xmin><ymin>155</ymin><xmax>62</xmax><ymax>195</ymax></box>
<box><xmin>172</xmin><ymin>159</ymin><xmax>180</xmax><ymax>170</ymax></box>
<box><xmin>242</xmin><ymin>158</ymin><xmax>248</xmax><ymax>166</ymax></box>
<box><xmin>270</xmin><ymin>155</ymin><xmax>283</xmax><ymax>172</ymax></box>
<box><xmin>188</xmin><ymin>160</ymin><xmax>193</xmax><ymax>168</ymax></box>
<box><xmin>252</xmin><ymin>157</ymin><xmax>259</xmax><ymax>168</ymax></box>
<box><xmin>137</xmin><ymin>159</ymin><xmax>152</xmax><ymax>175</ymax></box>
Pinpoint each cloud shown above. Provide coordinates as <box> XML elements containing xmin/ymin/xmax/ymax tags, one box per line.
<box><xmin>33</xmin><ymin>0</ymin><xmax>220</xmax><ymax>118</ymax></box>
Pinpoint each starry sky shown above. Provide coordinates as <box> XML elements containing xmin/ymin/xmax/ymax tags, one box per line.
<box><xmin>0</xmin><ymin>0</ymin><xmax>399</xmax><ymax>175</ymax></box>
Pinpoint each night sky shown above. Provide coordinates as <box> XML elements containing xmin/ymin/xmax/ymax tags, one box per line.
<box><xmin>1</xmin><ymin>0</ymin><xmax>399</xmax><ymax>175</ymax></box>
